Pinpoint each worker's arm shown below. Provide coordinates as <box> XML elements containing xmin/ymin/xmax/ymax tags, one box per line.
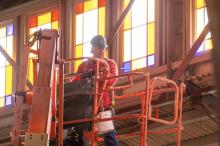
<box><xmin>71</xmin><ymin>62</ymin><xmax>85</xmax><ymax>82</ymax></box>
<box><xmin>105</xmin><ymin>59</ymin><xmax>118</xmax><ymax>87</ymax></box>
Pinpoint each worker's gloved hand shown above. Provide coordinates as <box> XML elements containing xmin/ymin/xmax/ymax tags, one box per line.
<box><xmin>99</xmin><ymin>66</ymin><xmax>109</xmax><ymax>78</ymax></box>
<box><xmin>99</xmin><ymin>66</ymin><xmax>108</xmax><ymax>73</ymax></box>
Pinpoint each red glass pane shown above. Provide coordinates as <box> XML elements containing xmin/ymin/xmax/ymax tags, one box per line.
<box><xmin>76</xmin><ymin>3</ymin><xmax>84</xmax><ymax>14</ymax></box>
<box><xmin>52</xmin><ymin>10</ymin><xmax>59</xmax><ymax>21</ymax></box>
<box><xmin>98</xmin><ymin>0</ymin><xmax>106</xmax><ymax>7</ymax></box>
<box><xmin>29</xmin><ymin>16</ymin><xmax>37</xmax><ymax>28</ymax></box>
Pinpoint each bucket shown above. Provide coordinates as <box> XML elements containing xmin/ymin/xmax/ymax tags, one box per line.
<box><xmin>97</xmin><ymin>110</ymin><xmax>114</xmax><ymax>134</ymax></box>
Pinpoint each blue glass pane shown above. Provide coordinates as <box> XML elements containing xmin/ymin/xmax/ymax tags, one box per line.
<box><xmin>148</xmin><ymin>55</ymin><xmax>155</xmax><ymax>66</ymax></box>
<box><xmin>5</xmin><ymin>95</ymin><xmax>12</xmax><ymax>105</ymax></box>
<box><xmin>6</xmin><ymin>24</ymin><xmax>14</xmax><ymax>36</ymax></box>
<box><xmin>123</xmin><ymin>61</ymin><xmax>131</xmax><ymax>73</ymax></box>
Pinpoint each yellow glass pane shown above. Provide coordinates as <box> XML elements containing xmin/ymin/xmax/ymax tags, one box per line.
<box><xmin>98</xmin><ymin>7</ymin><xmax>105</xmax><ymax>36</ymax></box>
<box><xmin>0</xmin><ymin>97</ymin><xmax>4</xmax><ymax>107</ymax></box>
<box><xmin>52</xmin><ymin>21</ymin><xmax>59</xmax><ymax>30</ymax></box>
<box><xmin>124</xmin><ymin>0</ymin><xmax>130</xmax><ymax>7</ymax></box>
<box><xmin>28</xmin><ymin>59</ymin><xmax>33</xmax><ymax>84</ymax></box>
<box><xmin>132</xmin><ymin>58</ymin><xmax>146</xmax><ymax>70</ymax></box>
<box><xmin>124</xmin><ymin>30</ymin><xmax>131</xmax><ymax>62</ymax></box>
<box><xmin>76</xmin><ymin>14</ymin><xmax>83</xmax><ymax>45</ymax></box>
<box><xmin>6</xmin><ymin>66</ymin><xmax>12</xmax><ymax>95</ymax></box>
<box><xmin>196</xmin><ymin>0</ymin><xmax>205</xmax><ymax>8</ymax></box>
<box><xmin>74</xmin><ymin>45</ymin><xmax>83</xmax><ymax>72</ymax></box>
<box><xmin>124</xmin><ymin>11</ymin><xmax>131</xmax><ymax>30</ymax></box>
<box><xmin>0</xmin><ymin>68</ymin><xmax>5</xmax><ymax>97</ymax></box>
<box><xmin>84</xmin><ymin>0</ymin><xmax>98</xmax><ymax>12</ymax></box>
<box><xmin>132</xmin><ymin>25</ymin><xmax>146</xmax><ymax>60</ymax></box>
<box><xmin>196</xmin><ymin>8</ymin><xmax>205</xmax><ymax>37</ymax></box>
<box><xmin>205</xmin><ymin>39</ymin><xmax>213</xmax><ymax>50</ymax></box>
<box><xmin>38</xmin><ymin>12</ymin><xmax>51</xmax><ymax>26</ymax></box>
<box><xmin>0</xmin><ymin>27</ymin><xmax>6</xmax><ymax>38</ymax></box>
<box><xmin>147</xmin><ymin>23</ymin><xmax>155</xmax><ymax>55</ymax></box>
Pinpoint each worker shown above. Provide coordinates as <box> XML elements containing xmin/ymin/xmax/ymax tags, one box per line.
<box><xmin>72</xmin><ymin>35</ymin><xmax>119</xmax><ymax>146</ymax></box>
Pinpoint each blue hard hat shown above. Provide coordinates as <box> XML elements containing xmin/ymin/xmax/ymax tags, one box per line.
<box><xmin>90</xmin><ymin>35</ymin><xmax>108</xmax><ymax>49</ymax></box>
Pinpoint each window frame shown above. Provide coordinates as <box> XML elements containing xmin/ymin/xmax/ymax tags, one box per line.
<box><xmin>192</xmin><ymin>0</ymin><xmax>212</xmax><ymax>55</ymax></box>
<box><xmin>0</xmin><ymin>19</ymin><xmax>16</xmax><ymax>108</ymax></box>
<box><xmin>119</xmin><ymin>0</ymin><xmax>159</xmax><ymax>74</ymax></box>
<box><xmin>72</xmin><ymin>0</ymin><xmax>109</xmax><ymax>72</ymax></box>
<box><xmin>25</xmin><ymin>7</ymin><xmax>59</xmax><ymax>83</ymax></box>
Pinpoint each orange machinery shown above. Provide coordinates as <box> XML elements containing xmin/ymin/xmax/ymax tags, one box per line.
<box><xmin>11</xmin><ymin>29</ymin><xmax>183</xmax><ymax>146</ymax></box>
<box><xmin>59</xmin><ymin>58</ymin><xmax>184</xmax><ymax>146</ymax></box>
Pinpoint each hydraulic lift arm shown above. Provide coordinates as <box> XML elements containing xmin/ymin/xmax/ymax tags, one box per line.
<box><xmin>11</xmin><ymin>29</ymin><xmax>58</xmax><ymax>146</ymax></box>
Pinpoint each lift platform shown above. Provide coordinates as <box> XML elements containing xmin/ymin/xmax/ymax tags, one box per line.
<box><xmin>11</xmin><ymin>29</ymin><xmax>183</xmax><ymax>146</ymax></box>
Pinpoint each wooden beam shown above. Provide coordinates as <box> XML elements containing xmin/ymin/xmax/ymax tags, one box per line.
<box><xmin>0</xmin><ymin>45</ymin><xmax>33</xmax><ymax>89</ymax></box>
<box><xmin>205</xmin><ymin>0</ymin><xmax>220</xmax><ymax>126</ymax></box>
<box><xmin>107</xmin><ymin>0</ymin><xmax>135</xmax><ymax>45</ymax></box>
<box><xmin>172</xmin><ymin>24</ymin><xmax>209</xmax><ymax>81</ymax></box>
<box><xmin>11</xmin><ymin>46</ymin><xmax>30</xmax><ymax>146</ymax></box>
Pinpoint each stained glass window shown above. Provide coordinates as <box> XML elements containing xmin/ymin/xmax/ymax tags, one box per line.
<box><xmin>195</xmin><ymin>0</ymin><xmax>212</xmax><ymax>53</ymax></box>
<box><xmin>0</xmin><ymin>23</ymin><xmax>14</xmax><ymax>107</ymax></box>
<box><xmin>74</xmin><ymin>0</ymin><xmax>106</xmax><ymax>72</ymax></box>
<box><xmin>28</xmin><ymin>10</ymin><xmax>59</xmax><ymax>83</ymax></box>
<box><xmin>122</xmin><ymin>0</ymin><xmax>155</xmax><ymax>73</ymax></box>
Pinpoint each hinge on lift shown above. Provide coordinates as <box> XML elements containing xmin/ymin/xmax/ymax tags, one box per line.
<box><xmin>26</xmin><ymin>30</ymin><xmax>52</xmax><ymax>47</ymax></box>
<box><xmin>24</xmin><ymin>133</ymin><xmax>48</xmax><ymax>146</ymax></box>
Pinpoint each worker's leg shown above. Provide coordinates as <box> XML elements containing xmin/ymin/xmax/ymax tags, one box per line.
<box><xmin>103</xmin><ymin>130</ymin><xmax>118</xmax><ymax>146</ymax></box>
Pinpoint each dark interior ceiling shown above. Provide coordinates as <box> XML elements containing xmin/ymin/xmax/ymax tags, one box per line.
<box><xmin>0</xmin><ymin>0</ymin><xmax>33</xmax><ymax>12</ymax></box>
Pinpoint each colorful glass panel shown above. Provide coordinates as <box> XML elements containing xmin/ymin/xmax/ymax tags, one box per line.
<box><xmin>123</xmin><ymin>30</ymin><xmax>131</xmax><ymax>62</ymax></box>
<box><xmin>74</xmin><ymin>45</ymin><xmax>83</xmax><ymax>72</ymax></box>
<box><xmin>147</xmin><ymin>23</ymin><xmax>155</xmax><ymax>55</ymax></box>
<box><xmin>98</xmin><ymin>0</ymin><xmax>106</xmax><ymax>7</ymax></box>
<box><xmin>148</xmin><ymin>0</ymin><xmax>155</xmax><ymax>22</ymax></box>
<box><xmin>196</xmin><ymin>0</ymin><xmax>205</xmax><ymax>8</ymax></box>
<box><xmin>83</xmin><ymin>9</ymin><xmax>98</xmax><ymax>43</ymax></box>
<box><xmin>52</xmin><ymin>10</ymin><xmax>59</xmax><ymax>21</ymax></box>
<box><xmin>38</xmin><ymin>12</ymin><xmax>51</xmax><ymax>26</ymax></box>
<box><xmin>195</xmin><ymin>0</ymin><xmax>212</xmax><ymax>52</ymax></box>
<box><xmin>0</xmin><ymin>23</ymin><xmax>14</xmax><ymax>107</ymax></box>
<box><xmin>123</xmin><ymin>61</ymin><xmax>131</xmax><ymax>73</ymax></box>
<box><xmin>6</xmin><ymin>24</ymin><xmax>14</xmax><ymax>35</ymax></box>
<box><xmin>84</xmin><ymin>0</ymin><xmax>98</xmax><ymax>12</ymax></box>
<box><xmin>131</xmin><ymin>0</ymin><xmax>147</xmax><ymax>27</ymax></box>
<box><xmin>123</xmin><ymin>0</ymin><xmax>155</xmax><ymax>72</ymax></box>
<box><xmin>29</xmin><ymin>16</ymin><xmax>37</xmax><ymax>28</ymax></box>
<box><xmin>76</xmin><ymin>3</ymin><xmax>84</xmax><ymax>14</ymax></box>
<box><xmin>74</xmin><ymin>1</ymin><xmax>106</xmax><ymax>72</ymax></box>
<box><xmin>5</xmin><ymin>95</ymin><xmax>12</xmax><ymax>106</ymax></box>
<box><xmin>28</xmin><ymin>10</ymin><xmax>59</xmax><ymax>83</ymax></box>
<box><xmin>98</xmin><ymin>7</ymin><xmax>105</xmax><ymax>36</ymax></box>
